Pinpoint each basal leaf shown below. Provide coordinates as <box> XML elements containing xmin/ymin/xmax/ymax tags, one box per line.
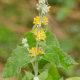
<box><xmin>38</xmin><ymin>69</ymin><xmax>48</xmax><ymax>80</ymax></box>
<box><xmin>42</xmin><ymin>45</ymin><xmax>78</xmax><ymax>68</ymax></box>
<box><xmin>2</xmin><ymin>47</ymin><xmax>35</xmax><ymax>78</ymax></box>
<box><xmin>25</xmin><ymin>71</ymin><xmax>34</xmax><ymax>80</ymax></box>
<box><xmin>66</xmin><ymin>77</ymin><xmax>80</xmax><ymax>80</ymax></box>
<box><xmin>18</xmin><ymin>31</ymin><xmax>36</xmax><ymax>49</ymax></box>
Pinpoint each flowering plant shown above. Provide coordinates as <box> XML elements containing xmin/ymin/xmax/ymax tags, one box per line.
<box><xmin>2</xmin><ymin>0</ymin><xmax>78</xmax><ymax>80</ymax></box>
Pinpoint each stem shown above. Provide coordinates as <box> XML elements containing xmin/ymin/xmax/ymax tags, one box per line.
<box><xmin>17</xmin><ymin>72</ymin><xmax>22</xmax><ymax>80</ymax></box>
<box><xmin>35</xmin><ymin>60</ymin><xmax>38</xmax><ymax>76</ymax></box>
<box><xmin>35</xmin><ymin>42</ymin><xmax>39</xmax><ymax>76</ymax></box>
<box><xmin>32</xmin><ymin>42</ymin><xmax>39</xmax><ymax>77</ymax></box>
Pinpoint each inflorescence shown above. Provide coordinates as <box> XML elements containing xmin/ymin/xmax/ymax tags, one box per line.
<box><xmin>22</xmin><ymin>0</ymin><xmax>50</xmax><ymax>57</ymax></box>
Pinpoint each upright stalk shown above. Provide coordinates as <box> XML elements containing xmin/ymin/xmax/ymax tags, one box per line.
<box><xmin>35</xmin><ymin>42</ymin><xmax>39</xmax><ymax>76</ymax></box>
<box><xmin>35</xmin><ymin>60</ymin><xmax>38</xmax><ymax>76</ymax></box>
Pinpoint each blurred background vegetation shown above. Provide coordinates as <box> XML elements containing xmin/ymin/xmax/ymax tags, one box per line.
<box><xmin>0</xmin><ymin>0</ymin><xmax>80</xmax><ymax>80</ymax></box>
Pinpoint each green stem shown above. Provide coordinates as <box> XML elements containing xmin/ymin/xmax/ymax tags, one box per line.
<box><xmin>35</xmin><ymin>60</ymin><xmax>38</xmax><ymax>76</ymax></box>
<box><xmin>17</xmin><ymin>72</ymin><xmax>22</xmax><ymax>80</ymax></box>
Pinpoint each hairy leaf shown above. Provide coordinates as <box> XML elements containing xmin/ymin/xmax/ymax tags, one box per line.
<box><xmin>2</xmin><ymin>47</ymin><xmax>35</xmax><ymax>78</ymax></box>
<box><xmin>42</xmin><ymin>45</ymin><xmax>78</xmax><ymax>68</ymax></box>
<box><xmin>45</xmin><ymin>31</ymin><xmax>59</xmax><ymax>47</ymax></box>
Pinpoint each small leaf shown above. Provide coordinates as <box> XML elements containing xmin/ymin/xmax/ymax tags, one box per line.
<box><xmin>48</xmin><ymin>64</ymin><xmax>60</xmax><ymax>80</ymax></box>
<box><xmin>45</xmin><ymin>74</ymin><xmax>53</xmax><ymax>80</ymax></box>
<box><xmin>2</xmin><ymin>47</ymin><xmax>35</xmax><ymax>78</ymax></box>
<box><xmin>66</xmin><ymin>77</ymin><xmax>80</xmax><ymax>80</ymax></box>
<box><xmin>22</xmin><ymin>75</ymin><xmax>28</xmax><ymax>80</ymax></box>
<box><xmin>38</xmin><ymin>70</ymin><xmax>48</xmax><ymax>80</ymax></box>
<box><xmin>42</xmin><ymin>45</ymin><xmax>78</xmax><ymax>68</ymax></box>
<box><xmin>25</xmin><ymin>71</ymin><xmax>34</xmax><ymax>80</ymax></box>
<box><xmin>43</xmin><ymin>63</ymin><xmax>51</xmax><ymax>70</ymax></box>
<box><xmin>38</xmin><ymin>69</ymin><xmax>44</xmax><ymax>73</ymax></box>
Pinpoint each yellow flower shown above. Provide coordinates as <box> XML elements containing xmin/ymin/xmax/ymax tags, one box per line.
<box><xmin>33</xmin><ymin>16</ymin><xmax>41</xmax><ymax>25</ymax></box>
<box><xmin>44</xmin><ymin>16</ymin><xmax>49</xmax><ymax>25</ymax></box>
<box><xmin>36</xmin><ymin>4</ymin><xmax>38</xmax><ymax>6</ymax></box>
<box><xmin>48</xmin><ymin>6</ymin><xmax>51</xmax><ymax>10</ymax></box>
<box><xmin>32</xmin><ymin>27</ymin><xmax>38</xmax><ymax>35</ymax></box>
<box><xmin>36</xmin><ymin>30</ymin><xmax>46</xmax><ymax>41</ymax></box>
<box><xmin>29</xmin><ymin>47</ymin><xmax>44</xmax><ymax>57</ymax></box>
<box><xmin>29</xmin><ymin>47</ymin><xmax>37</xmax><ymax>53</ymax></box>
<box><xmin>30</xmin><ymin>54</ymin><xmax>33</xmax><ymax>57</ymax></box>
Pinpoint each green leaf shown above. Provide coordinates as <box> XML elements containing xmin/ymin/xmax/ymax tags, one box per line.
<box><xmin>18</xmin><ymin>31</ymin><xmax>36</xmax><ymax>49</ymax></box>
<box><xmin>45</xmin><ymin>31</ymin><xmax>59</xmax><ymax>47</ymax></box>
<box><xmin>66</xmin><ymin>77</ymin><xmax>80</xmax><ymax>80</ymax></box>
<box><xmin>48</xmin><ymin>64</ymin><xmax>60</xmax><ymax>80</ymax></box>
<box><xmin>22</xmin><ymin>75</ymin><xmax>28</xmax><ymax>80</ymax></box>
<box><xmin>45</xmin><ymin>74</ymin><xmax>53</xmax><ymax>80</ymax></box>
<box><xmin>38</xmin><ymin>70</ymin><xmax>48</xmax><ymax>80</ymax></box>
<box><xmin>25</xmin><ymin>71</ymin><xmax>34</xmax><ymax>80</ymax></box>
<box><xmin>42</xmin><ymin>45</ymin><xmax>78</xmax><ymax>68</ymax></box>
<box><xmin>2</xmin><ymin>47</ymin><xmax>35</xmax><ymax>78</ymax></box>
<box><xmin>43</xmin><ymin>63</ymin><xmax>51</xmax><ymax>70</ymax></box>
<box><xmin>38</xmin><ymin>69</ymin><xmax>44</xmax><ymax>73</ymax></box>
<box><xmin>38</xmin><ymin>59</ymin><xmax>49</xmax><ymax>69</ymax></box>
<box><xmin>43</xmin><ymin>63</ymin><xmax>60</xmax><ymax>80</ymax></box>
